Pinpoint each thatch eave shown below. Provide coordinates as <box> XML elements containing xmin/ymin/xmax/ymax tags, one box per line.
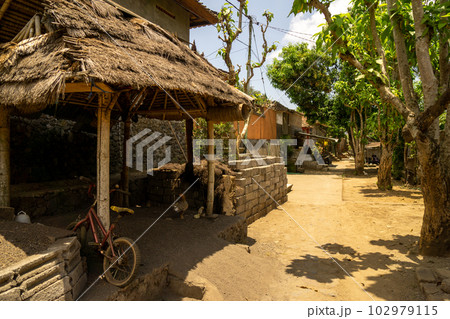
<box><xmin>0</xmin><ymin>0</ymin><xmax>253</xmax><ymax>121</ymax></box>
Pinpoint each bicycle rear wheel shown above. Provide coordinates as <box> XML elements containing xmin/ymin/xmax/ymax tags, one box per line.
<box><xmin>103</xmin><ymin>237</ymin><xmax>141</xmax><ymax>287</ymax></box>
<box><xmin>67</xmin><ymin>221</ymin><xmax>87</xmax><ymax>251</ymax></box>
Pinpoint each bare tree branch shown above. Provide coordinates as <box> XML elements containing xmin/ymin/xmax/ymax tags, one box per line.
<box><xmin>411</xmin><ymin>0</ymin><xmax>439</xmax><ymax>110</ymax></box>
<box><xmin>368</xmin><ymin>2</ymin><xmax>389</xmax><ymax>84</ymax></box>
<box><xmin>386</xmin><ymin>0</ymin><xmax>420</xmax><ymax>114</ymax></box>
<box><xmin>416</xmin><ymin>87</ymin><xmax>450</xmax><ymax>132</ymax></box>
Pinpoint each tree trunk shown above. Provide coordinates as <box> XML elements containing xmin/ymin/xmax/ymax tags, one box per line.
<box><xmin>349</xmin><ymin>121</ymin><xmax>365</xmax><ymax>175</ymax></box>
<box><xmin>354</xmin><ymin>146</ymin><xmax>365</xmax><ymax>175</ymax></box>
<box><xmin>417</xmin><ymin>134</ymin><xmax>450</xmax><ymax>256</ymax></box>
<box><xmin>377</xmin><ymin>142</ymin><xmax>393</xmax><ymax>190</ymax></box>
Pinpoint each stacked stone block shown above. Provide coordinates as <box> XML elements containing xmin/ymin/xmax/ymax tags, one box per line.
<box><xmin>146</xmin><ymin>170</ymin><xmax>206</xmax><ymax>209</ymax></box>
<box><xmin>232</xmin><ymin>156</ymin><xmax>288</xmax><ymax>224</ymax></box>
<box><xmin>0</xmin><ymin>237</ymin><xmax>86</xmax><ymax>301</ymax></box>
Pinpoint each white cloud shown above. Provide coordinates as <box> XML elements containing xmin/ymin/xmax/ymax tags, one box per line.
<box><xmin>268</xmin><ymin>0</ymin><xmax>351</xmax><ymax>61</ymax></box>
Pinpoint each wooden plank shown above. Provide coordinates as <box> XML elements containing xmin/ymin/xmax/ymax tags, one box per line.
<box><xmin>0</xmin><ymin>107</ymin><xmax>10</xmax><ymax>207</ymax></box>
<box><xmin>206</xmin><ymin>120</ymin><xmax>215</xmax><ymax>216</ymax></box>
<box><xmin>65</xmin><ymin>82</ymin><xmax>114</xmax><ymax>94</ymax></box>
<box><xmin>174</xmin><ymin>0</ymin><xmax>218</xmax><ymax>25</ymax></box>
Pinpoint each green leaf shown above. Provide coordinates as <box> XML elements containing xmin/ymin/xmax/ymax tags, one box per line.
<box><xmin>356</xmin><ymin>74</ymin><xmax>365</xmax><ymax>80</ymax></box>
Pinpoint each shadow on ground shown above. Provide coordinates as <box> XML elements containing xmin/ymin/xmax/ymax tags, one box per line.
<box><xmin>285</xmin><ymin>236</ymin><xmax>429</xmax><ymax>300</ymax></box>
<box><xmin>358</xmin><ymin>188</ymin><xmax>423</xmax><ymax>200</ymax></box>
<box><xmin>35</xmin><ymin>205</ymin><xmax>246</xmax><ymax>300</ymax></box>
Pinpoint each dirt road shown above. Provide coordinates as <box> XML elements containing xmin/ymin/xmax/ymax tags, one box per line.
<box><xmin>184</xmin><ymin>160</ymin><xmax>448</xmax><ymax>301</ymax></box>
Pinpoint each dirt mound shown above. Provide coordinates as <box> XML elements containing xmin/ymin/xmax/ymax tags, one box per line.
<box><xmin>0</xmin><ymin>221</ymin><xmax>73</xmax><ymax>269</ymax></box>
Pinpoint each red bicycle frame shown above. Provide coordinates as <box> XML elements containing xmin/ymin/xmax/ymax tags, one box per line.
<box><xmin>73</xmin><ymin>207</ymin><xmax>117</xmax><ymax>258</ymax></box>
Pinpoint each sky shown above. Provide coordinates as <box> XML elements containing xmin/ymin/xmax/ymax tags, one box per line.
<box><xmin>191</xmin><ymin>0</ymin><xmax>351</xmax><ymax>110</ymax></box>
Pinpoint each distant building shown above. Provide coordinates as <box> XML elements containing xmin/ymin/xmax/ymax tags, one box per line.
<box><xmin>109</xmin><ymin>0</ymin><xmax>217</xmax><ymax>42</ymax></box>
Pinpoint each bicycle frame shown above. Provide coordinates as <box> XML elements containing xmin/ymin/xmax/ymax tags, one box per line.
<box><xmin>73</xmin><ymin>206</ymin><xmax>117</xmax><ymax>258</ymax></box>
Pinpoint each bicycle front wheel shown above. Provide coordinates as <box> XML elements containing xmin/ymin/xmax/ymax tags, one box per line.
<box><xmin>103</xmin><ymin>237</ymin><xmax>141</xmax><ymax>287</ymax></box>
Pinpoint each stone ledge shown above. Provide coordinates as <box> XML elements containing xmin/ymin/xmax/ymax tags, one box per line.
<box><xmin>415</xmin><ymin>266</ymin><xmax>450</xmax><ymax>301</ymax></box>
<box><xmin>0</xmin><ymin>236</ymin><xmax>85</xmax><ymax>301</ymax></box>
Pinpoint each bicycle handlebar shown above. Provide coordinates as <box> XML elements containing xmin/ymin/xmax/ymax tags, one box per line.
<box><xmin>112</xmin><ymin>189</ymin><xmax>131</xmax><ymax>196</ymax></box>
<box><xmin>79</xmin><ymin>176</ymin><xmax>131</xmax><ymax>197</ymax></box>
<box><xmin>79</xmin><ymin>176</ymin><xmax>94</xmax><ymax>184</ymax></box>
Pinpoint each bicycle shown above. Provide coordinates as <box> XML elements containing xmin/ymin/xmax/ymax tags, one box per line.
<box><xmin>67</xmin><ymin>177</ymin><xmax>141</xmax><ymax>287</ymax></box>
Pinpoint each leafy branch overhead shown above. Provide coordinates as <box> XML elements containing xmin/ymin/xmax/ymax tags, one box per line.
<box><xmin>290</xmin><ymin>0</ymin><xmax>450</xmax><ymax>256</ymax></box>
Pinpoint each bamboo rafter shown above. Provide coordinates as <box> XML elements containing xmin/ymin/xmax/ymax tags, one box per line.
<box><xmin>0</xmin><ymin>0</ymin><xmax>13</xmax><ymax>22</ymax></box>
<box><xmin>11</xmin><ymin>13</ymin><xmax>50</xmax><ymax>43</ymax></box>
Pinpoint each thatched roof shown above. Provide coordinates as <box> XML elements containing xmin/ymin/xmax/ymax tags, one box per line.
<box><xmin>0</xmin><ymin>0</ymin><xmax>252</xmax><ymax>120</ymax></box>
<box><xmin>0</xmin><ymin>0</ymin><xmax>217</xmax><ymax>43</ymax></box>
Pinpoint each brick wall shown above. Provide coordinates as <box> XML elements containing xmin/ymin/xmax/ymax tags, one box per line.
<box><xmin>231</xmin><ymin>155</ymin><xmax>288</xmax><ymax>224</ymax></box>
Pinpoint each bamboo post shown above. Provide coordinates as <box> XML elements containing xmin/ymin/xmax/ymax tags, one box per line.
<box><xmin>0</xmin><ymin>107</ymin><xmax>10</xmax><ymax>208</ymax></box>
<box><xmin>206</xmin><ymin>120</ymin><xmax>215</xmax><ymax>216</ymax></box>
<box><xmin>35</xmin><ymin>15</ymin><xmax>41</xmax><ymax>36</ymax></box>
<box><xmin>121</xmin><ymin>118</ymin><xmax>131</xmax><ymax>207</ymax></box>
<box><xmin>97</xmin><ymin>94</ymin><xmax>113</xmax><ymax>229</ymax></box>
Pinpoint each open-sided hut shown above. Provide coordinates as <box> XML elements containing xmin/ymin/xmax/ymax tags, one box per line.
<box><xmin>0</xmin><ymin>0</ymin><xmax>253</xmax><ymax>226</ymax></box>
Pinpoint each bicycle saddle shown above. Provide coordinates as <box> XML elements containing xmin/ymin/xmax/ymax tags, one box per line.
<box><xmin>110</xmin><ymin>206</ymin><xmax>134</xmax><ymax>215</ymax></box>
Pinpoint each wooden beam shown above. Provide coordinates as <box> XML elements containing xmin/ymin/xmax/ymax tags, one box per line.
<box><xmin>206</xmin><ymin>120</ymin><xmax>215</xmax><ymax>216</ymax></box>
<box><xmin>183</xmin><ymin>91</ymin><xmax>199</xmax><ymax>109</ymax></box>
<box><xmin>130</xmin><ymin>88</ymin><xmax>147</xmax><ymax>114</ymax></box>
<box><xmin>163</xmin><ymin>94</ymin><xmax>168</xmax><ymax>121</ymax></box>
<box><xmin>65</xmin><ymin>82</ymin><xmax>115</xmax><ymax>94</ymax></box>
<box><xmin>185</xmin><ymin>118</ymin><xmax>194</xmax><ymax>165</ymax></box>
<box><xmin>0</xmin><ymin>0</ymin><xmax>13</xmax><ymax>22</ymax></box>
<box><xmin>194</xmin><ymin>96</ymin><xmax>207</xmax><ymax>112</ymax></box>
<box><xmin>148</xmin><ymin>89</ymin><xmax>159</xmax><ymax>110</ymax></box>
<box><xmin>96</xmin><ymin>94</ymin><xmax>118</xmax><ymax>230</ymax></box>
<box><xmin>172</xmin><ymin>90</ymin><xmax>183</xmax><ymax>117</ymax></box>
<box><xmin>174</xmin><ymin>0</ymin><xmax>219</xmax><ymax>25</ymax></box>
<box><xmin>0</xmin><ymin>107</ymin><xmax>10</xmax><ymax>207</ymax></box>
<box><xmin>137</xmin><ymin>109</ymin><xmax>203</xmax><ymax>117</ymax></box>
<box><xmin>121</xmin><ymin>118</ymin><xmax>131</xmax><ymax>207</ymax></box>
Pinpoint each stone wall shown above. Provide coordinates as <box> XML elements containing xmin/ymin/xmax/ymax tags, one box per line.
<box><xmin>11</xmin><ymin>182</ymin><xmax>91</xmax><ymax>219</ymax></box>
<box><xmin>10</xmin><ymin>115</ymin><xmax>187</xmax><ymax>184</ymax></box>
<box><xmin>144</xmin><ymin>156</ymin><xmax>288</xmax><ymax>224</ymax></box>
<box><xmin>11</xmin><ymin>115</ymin><xmax>97</xmax><ymax>184</ymax></box>
<box><xmin>232</xmin><ymin>156</ymin><xmax>288</xmax><ymax>224</ymax></box>
<box><xmin>0</xmin><ymin>237</ymin><xmax>86</xmax><ymax>301</ymax></box>
<box><xmin>128</xmin><ymin>117</ymin><xmax>187</xmax><ymax>168</ymax></box>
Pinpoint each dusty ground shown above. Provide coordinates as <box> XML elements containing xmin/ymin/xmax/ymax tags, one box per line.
<box><xmin>245</xmin><ymin>160</ymin><xmax>449</xmax><ymax>300</ymax></box>
<box><xmin>7</xmin><ymin>159</ymin><xmax>448</xmax><ymax>300</ymax></box>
